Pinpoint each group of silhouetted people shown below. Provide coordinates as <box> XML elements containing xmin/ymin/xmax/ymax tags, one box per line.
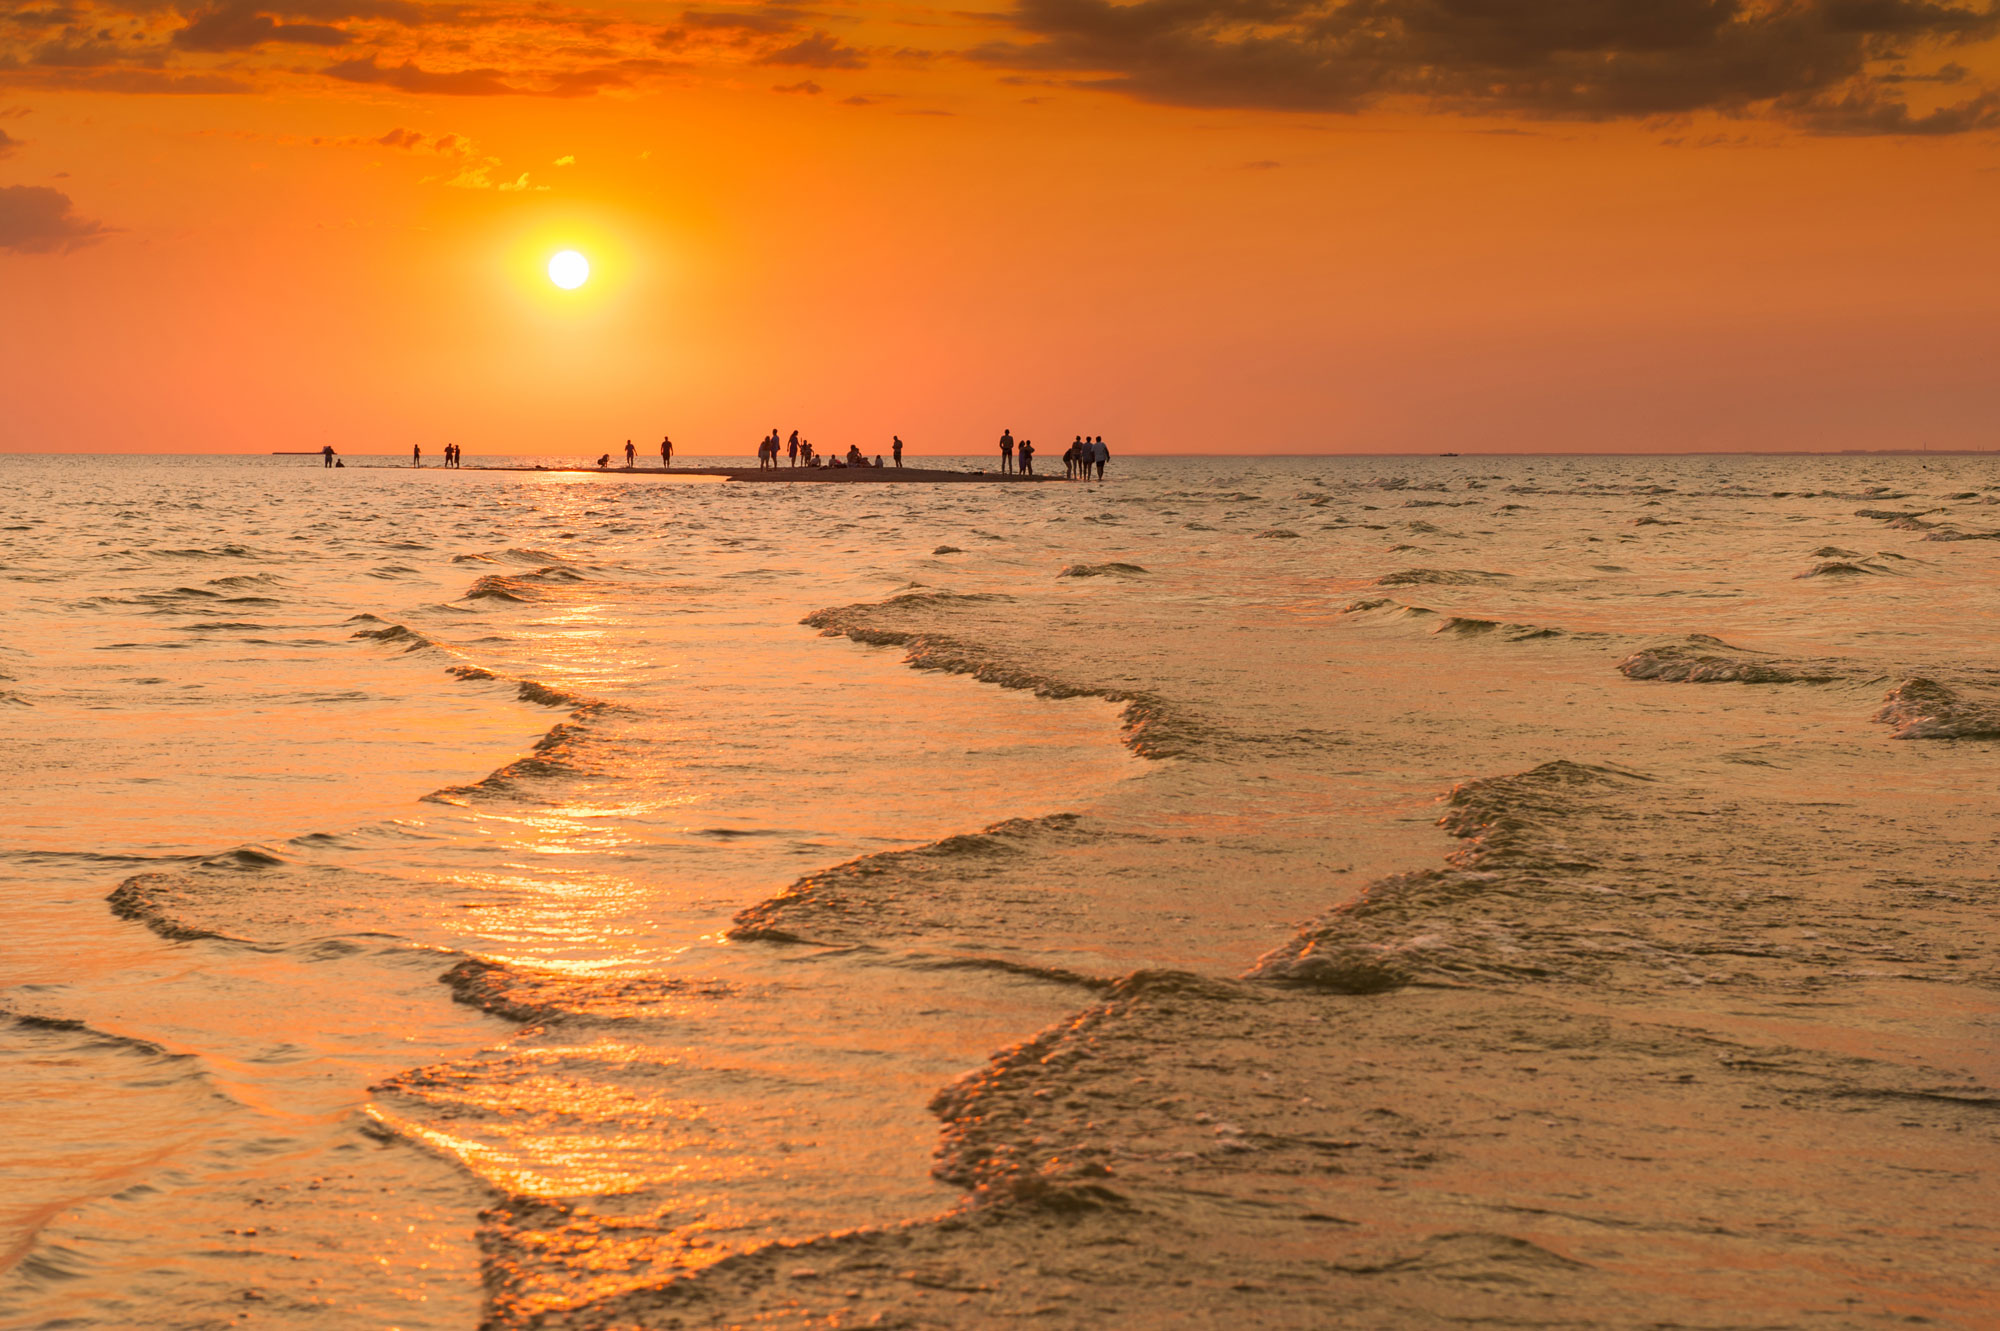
<box><xmin>407</xmin><ymin>444</ymin><xmax>463</xmax><ymax>468</ymax></box>
<box><xmin>1064</xmin><ymin>436</ymin><xmax>1108</xmax><ymax>480</ymax></box>
<box><xmin>745</xmin><ymin>429</ymin><xmax>908</xmax><ymax>470</ymax></box>
<box><xmin>594</xmin><ymin>437</ymin><xmax>675</xmax><ymax>469</ymax></box>
<box><xmin>567</xmin><ymin>428</ymin><xmax>1109</xmax><ymax>476</ymax></box>
<box><xmin>998</xmin><ymin>430</ymin><xmax>1109</xmax><ymax>480</ymax></box>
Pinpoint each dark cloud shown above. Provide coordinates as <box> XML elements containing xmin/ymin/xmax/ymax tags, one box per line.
<box><xmin>0</xmin><ymin>182</ymin><xmax>107</xmax><ymax>253</ymax></box>
<box><xmin>1792</xmin><ymin>84</ymin><xmax>2000</xmax><ymax>130</ymax></box>
<box><xmin>773</xmin><ymin>76</ymin><xmax>819</xmax><ymax>91</ymax></box>
<box><xmin>0</xmin><ymin>127</ymin><xmax>19</xmax><ymax>157</ymax></box>
<box><xmin>377</xmin><ymin>125</ymin><xmax>423</xmax><ymax>146</ymax></box>
<box><xmin>976</xmin><ymin>0</ymin><xmax>2000</xmax><ymax>133</ymax></box>
<box><xmin>323</xmin><ymin>55</ymin><xmax>518</xmax><ymax>93</ymax></box>
<box><xmin>762</xmin><ymin>30</ymin><xmax>864</xmax><ymax>67</ymax></box>
<box><xmin>678</xmin><ymin>8</ymin><xmax>802</xmax><ymax>34</ymax></box>
<box><xmin>174</xmin><ymin>5</ymin><xmax>352</xmax><ymax>51</ymax></box>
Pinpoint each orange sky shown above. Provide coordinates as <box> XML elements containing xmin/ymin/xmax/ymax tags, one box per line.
<box><xmin>4</xmin><ymin>0</ymin><xmax>2000</xmax><ymax>454</ymax></box>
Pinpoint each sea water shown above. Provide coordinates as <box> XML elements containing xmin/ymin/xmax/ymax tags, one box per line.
<box><xmin>2</xmin><ymin>452</ymin><xmax>1997</xmax><ymax>1328</ymax></box>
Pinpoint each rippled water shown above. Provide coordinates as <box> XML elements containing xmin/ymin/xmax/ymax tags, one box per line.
<box><xmin>3</xmin><ymin>452</ymin><xmax>1997</xmax><ymax>1328</ymax></box>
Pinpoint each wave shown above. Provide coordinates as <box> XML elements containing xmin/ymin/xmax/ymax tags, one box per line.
<box><xmin>1616</xmin><ymin>636</ymin><xmax>1838</xmax><ymax>684</ymax></box>
<box><xmin>1057</xmin><ymin>562</ymin><xmax>1150</xmax><ymax>577</ymax></box>
<box><xmin>802</xmin><ymin>597</ymin><xmax>1186</xmax><ymax>758</ymax></box>
<box><xmin>106</xmin><ymin>872</ymin><xmax>249</xmax><ymax>943</ymax></box>
<box><xmin>424</xmin><ymin>723</ymin><xmax>590</xmax><ymax>803</ymax></box>
<box><xmin>1873</xmin><ymin>678</ymin><xmax>2000</xmax><ymax>740</ymax></box>
<box><xmin>1796</xmin><ymin>560</ymin><xmax>1889</xmax><ymax>578</ymax></box>
<box><xmin>731</xmin><ymin>814</ymin><xmax>1085</xmax><ymax>947</ymax></box>
<box><xmin>440</xmin><ymin>957</ymin><xmax>735</xmax><ymax>1025</ymax></box>
<box><xmin>1343</xmin><ymin>597</ymin><xmax>1575</xmax><ymax>642</ymax></box>
<box><xmin>465</xmin><ymin>574</ymin><xmax>540</xmax><ymax>602</ymax></box>
<box><xmin>1374</xmin><ymin>568</ymin><xmax>1509</xmax><ymax>586</ymax></box>
<box><xmin>1249</xmin><ymin>760</ymin><xmax>1652</xmax><ymax>992</ymax></box>
<box><xmin>348</xmin><ymin>619</ymin><xmax>439</xmax><ymax>652</ymax></box>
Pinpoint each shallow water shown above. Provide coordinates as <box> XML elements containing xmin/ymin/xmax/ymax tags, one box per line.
<box><xmin>3</xmin><ymin>452</ymin><xmax>1998</xmax><ymax>1327</ymax></box>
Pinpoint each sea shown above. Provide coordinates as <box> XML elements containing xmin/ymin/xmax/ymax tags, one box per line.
<box><xmin>1</xmin><ymin>451</ymin><xmax>1995</xmax><ymax>1329</ymax></box>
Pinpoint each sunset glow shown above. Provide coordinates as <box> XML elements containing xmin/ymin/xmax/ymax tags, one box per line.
<box><xmin>3</xmin><ymin>4</ymin><xmax>1998</xmax><ymax>453</ymax></box>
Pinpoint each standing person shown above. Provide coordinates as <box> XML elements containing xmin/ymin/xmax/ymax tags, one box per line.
<box><xmin>624</xmin><ymin>440</ymin><xmax>635</xmax><ymax>468</ymax></box>
<box><xmin>322</xmin><ymin>444</ymin><xmax>336</xmax><ymax>468</ymax></box>
<box><xmin>999</xmin><ymin>429</ymin><xmax>1014</xmax><ymax>474</ymax></box>
<box><xmin>413</xmin><ymin>444</ymin><xmax>422</xmax><ymax>467</ymax></box>
<box><xmin>660</xmin><ymin>435</ymin><xmax>674</xmax><ymax>468</ymax></box>
<box><xmin>892</xmin><ymin>436</ymin><xmax>904</xmax><ymax>468</ymax></box>
<box><xmin>788</xmin><ymin>431</ymin><xmax>800</xmax><ymax>467</ymax></box>
<box><xmin>1094</xmin><ymin>435</ymin><xmax>1109</xmax><ymax>480</ymax></box>
<box><xmin>1019</xmin><ymin>438</ymin><xmax>1035</xmax><ymax>476</ymax></box>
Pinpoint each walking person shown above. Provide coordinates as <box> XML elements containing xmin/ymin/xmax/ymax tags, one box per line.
<box><xmin>1093</xmin><ymin>435</ymin><xmax>1109</xmax><ymax>480</ymax></box>
<box><xmin>660</xmin><ymin>435</ymin><xmax>674</xmax><ymax>468</ymax></box>
<box><xmin>624</xmin><ymin>440</ymin><xmax>635</xmax><ymax>468</ymax></box>
<box><xmin>999</xmin><ymin>429</ymin><xmax>1014</xmax><ymax>475</ymax></box>
<box><xmin>892</xmin><ymin>436</ymin><xmax>904</xmax><ymax>468</ymax></box>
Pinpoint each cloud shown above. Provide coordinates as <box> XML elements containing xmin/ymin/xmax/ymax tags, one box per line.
<box><xmin>773</xmin><ymin>77</ymin><xmax>819</xmax><ymax>92</ymax></box>
<box><xmin>762</xmin><ymin>30</ymin><xmax>864</xmax><ymax>68</ymax></box>
<box><xmin>0</xmin><ymin>183</ymin><xmax>107</xmax><ymax>253</ymax></box>
<box><xmin>676</xmin><ymin>7</ymin><xmax>802</xmax><ymax>35</ymax></box>
<box><xmin>975</xmin><ymin>0</ymin><xmax>2000</xmax><ymax>134</ymax></box>
<box><xmin>323</xmin><ymin>55</ymin><xmax>520</xmax><ymax>93</ymax></box>
<box><xmin>377</xmin><ymin>125</ymin><xmax>423</xmax><ymax>146</ymax></box>
<box><xmin>174</xmin><ymin>4</ymin><xmax>352</xmax><ymax>51</ymax></box>
<box><xmin>0</xmin><ymin>127</ymin><xmax>19</xmax><ymax>157</ymax></box>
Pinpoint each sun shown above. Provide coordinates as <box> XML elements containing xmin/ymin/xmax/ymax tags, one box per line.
<box><xmin>548</xmin><ymin>250</ymin><xmax>590</xmax><ymax>290</ymax></box>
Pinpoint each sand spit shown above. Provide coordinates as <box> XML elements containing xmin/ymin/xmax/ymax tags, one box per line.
<box><xmin>468</xmin><ymin>466</ymin><xmax>1054</xmax><ymax>484</ymax></box>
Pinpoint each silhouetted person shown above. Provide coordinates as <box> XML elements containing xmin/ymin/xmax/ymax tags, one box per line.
<box><xmin>660</xmin><ymin>435</ymin><xmax>674</xmax><ymax>468</ymax></box>
<box><xmin>624</xmin><ymin>440</ymin><xmax>635</xmax><ymax>468</ymax></box>
<box><xmin>1094</xmin><ymin>436</ymin><xmax>1109</xmax><ymax>480</ymax></box>
<box><xmin>1019</xmin><ymin>439</ymin><xmax>1035</xmax><ymax>476</ymax></box>
<box><xmin>596</xmin><ymin>453</ymin><xmax>610</xmax><ymax>468</ymax></box>
<box><xmin>999</xmin><ymin>429</ymin><xmax>1014</xmax><ymax>474</ymax></box>
<box><xmin>322</xmin><ymin>445</ymin><xmax>336</xmax><ymax>468</ymax></box>
<box><xmin>788</xmin><ymin>430</ymin><xmax>800</xmax><ymax>466</ymax></box>
<box><xmin>413</xmin><ymin>444</ymin><xmax>422</xmax><ymax>467</ymax></box>
<box><xmin>892</xmin><ymin>436</ymin><xmax>904</xmax><ymax>468</ymax></box>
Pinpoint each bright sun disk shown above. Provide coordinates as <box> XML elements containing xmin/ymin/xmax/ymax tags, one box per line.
<box><xmin>548</xmin><ymin>250</ymin><xmax>589</xmax><ymax>289</ymax></box>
